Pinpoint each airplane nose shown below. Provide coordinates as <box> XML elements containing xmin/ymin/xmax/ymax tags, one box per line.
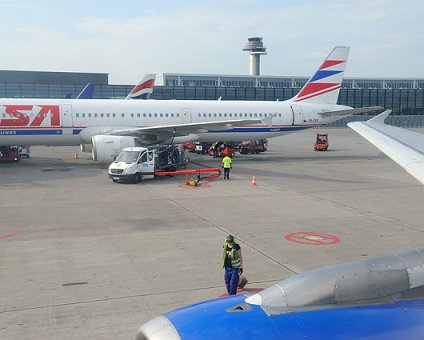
<box><xmin>135</xmin><ymin>315</ymin><xmax>181</xmax><ymax>340</ymax></box>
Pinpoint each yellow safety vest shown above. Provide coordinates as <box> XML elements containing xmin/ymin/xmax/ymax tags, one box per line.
<box><xmin>222</xmin><ymin>243</ymin><xmax>240</xmax><ymax>268</ymax></box>
<box><xmin>222</xmin><ymin>156</ymin><xmax>232</xmax><ymax>169</ymax></box>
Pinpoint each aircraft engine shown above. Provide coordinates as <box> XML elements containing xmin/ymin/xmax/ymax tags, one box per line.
<box><xmin>91</xmin><ymin>135</ymin><xmax>136</xmax><ymax>162</ymax></box>
<box><xmin>80</xmin><ymin>143</ymin><xmax>92</xmax><ymax>153</ymax></box>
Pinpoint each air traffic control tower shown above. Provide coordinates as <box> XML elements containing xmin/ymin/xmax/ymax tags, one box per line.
<box><xmin>242</xmin><ymin>37</ymin><xmax>267</xmax><ymax>76</ymax></box>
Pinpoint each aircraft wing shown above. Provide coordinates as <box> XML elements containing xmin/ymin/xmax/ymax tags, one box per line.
<box><xmin>106</xmin><ymin>118</ymin><xmax>264</xmax><ymax>138</ymax></box>
<box><xmin>319</xmin><ymin>105</ymin><xmax>383</xmax><ymax>118</ymax></box>
<box><xmin>348</xmin><ymin>110</ymin><xmax>424</xmax><ymax>185</ymax></box>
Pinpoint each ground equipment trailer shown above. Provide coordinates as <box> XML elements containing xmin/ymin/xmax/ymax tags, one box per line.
<box><xmin>239</xmin><ymin>139</ymin><xmax>268</xmax><ymax>154</ymax></box>
<box><xmin>108</xmin><ymin>145</ymin><xmax>187</xmax><ymax>183</ymax></box>
<box><xmin>0</xmin><ymin>146</ymin><xmax>20</xmax><ymax>162</ymax></box>
<box><xmin>314</xmin><ymin>133</ymin><xmax>329</xmax><ymax>151</ymax></box>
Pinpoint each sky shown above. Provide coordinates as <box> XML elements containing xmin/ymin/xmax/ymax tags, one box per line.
<box><xmin>0</xmin><ymin>0</ymin><xmax>423</xmax><ymax>84</ymax></box>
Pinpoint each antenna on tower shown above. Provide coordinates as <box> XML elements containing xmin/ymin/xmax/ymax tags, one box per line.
<box><xmin>242</xmin><ymin>37</ymin><xmax>267</xmax><ymax>76</ymax></box>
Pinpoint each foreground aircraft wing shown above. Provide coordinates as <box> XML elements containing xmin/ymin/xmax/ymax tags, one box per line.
<box><xmin>319</xmin><ymin>105</ymin><xmax>383</xmax><ymax>118</ymax></box>
<box><xmin>106</xmin><ymin>118</ymin><xmax>264</xmax><ymax>138</ymax></box>
<box><xmin>348</xmin><ymin>110</ymin><xmax>424</xmax><ymax>184</ymax></box>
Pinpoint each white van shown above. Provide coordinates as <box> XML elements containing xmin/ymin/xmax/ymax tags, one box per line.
<box><xmin>108</xmin><ymin>146</ymin><xmax>186</xmax><ymax>183</ymax></box>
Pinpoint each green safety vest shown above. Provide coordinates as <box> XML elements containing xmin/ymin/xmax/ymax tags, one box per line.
<box><xmin>222</xmin><ymin>156</ymin><xmax>232</xmax><ymax>169</ymax></box>
<box><xmin>222</xmin><ymin>243</ymin><xmax>240</xmax><ymax>268</ymax></box>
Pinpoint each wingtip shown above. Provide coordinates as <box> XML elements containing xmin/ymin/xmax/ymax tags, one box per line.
<box><xmin>368</xmin><ymin>109</ymin><xmax>392</xmax><ymax>124</ymax></box>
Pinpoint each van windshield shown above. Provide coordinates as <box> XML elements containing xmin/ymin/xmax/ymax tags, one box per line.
<box><xmin>116</xmin><ymin>151</ymin><xmax>139</xmax><ymax>163</ymax></box>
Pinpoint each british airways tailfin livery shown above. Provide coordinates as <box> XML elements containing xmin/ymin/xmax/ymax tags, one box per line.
<box><xmin>0</xmin><ymin>47</ymin><xmax>381</xmax><ymax>162</ymax></box>
<box><xmin>125</xmin><ymin>74</ymin><xmax>156</xmax><ymax>100</ymax></box>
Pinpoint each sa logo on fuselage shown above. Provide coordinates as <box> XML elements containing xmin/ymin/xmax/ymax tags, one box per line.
<box><xmin>0</xmin><ymin>105</ymin><xmax>60</xmax><ymax>127</ymax></box>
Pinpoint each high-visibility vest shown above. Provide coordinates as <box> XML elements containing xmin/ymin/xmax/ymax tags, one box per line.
<box><xmin>222</xmin><ymin>156</ymin><xmax>232</xmax><ymax>169</ymax></box>
<box><xmin>222</xmin><ymin>243</ymin><xmax>240</xmax><ymax>268</ymax></box>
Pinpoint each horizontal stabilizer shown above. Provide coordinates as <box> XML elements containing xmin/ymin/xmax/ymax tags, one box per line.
<box><xmin>319</xmin><ymin>106</ymin><xmax>383</xmax><ymax>118</ymax></box>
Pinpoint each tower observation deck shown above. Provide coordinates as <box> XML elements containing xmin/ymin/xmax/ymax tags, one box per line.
<box><xmin>242</xmin><ymin>37</ymin><xmax>267</xmax><ymax>76</ymax></box>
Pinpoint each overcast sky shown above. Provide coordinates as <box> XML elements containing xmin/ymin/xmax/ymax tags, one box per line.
<box><xmin>0</xmin><ymin>0</ymin><xmax>423</xmax><ymax>84</ymax></box>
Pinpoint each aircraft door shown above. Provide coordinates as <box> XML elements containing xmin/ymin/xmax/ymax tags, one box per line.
<box><xmin>61</xmin><ymin>104</ymin><xmax>73</xmax><ymax>134</ymax></box>
<box><xmin>181</xmin><ymin>108</ymin><xmax>192</xmax><ymax>124</ymax></box>
<box><xmin>291</xmin><ymin>104</ymin><xmax>304</xmax><ymax>125</ymax></box>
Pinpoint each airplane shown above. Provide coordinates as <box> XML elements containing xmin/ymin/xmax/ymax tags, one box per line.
<box><xmin>0</xmin><ymin>46</ymin><xmax>381</xmax><ymax>162</ymax></box>
<box><xmin>76</xmin><ymin>83</ymin><xmax>95</xmax><ymax>99</ymax></box>
<box><xmin>126</xmin><ymin>74</ymin><xmax>156</xmax><ymax>100</ymax></box>
<box><xmin>135</xmin><ymin>112</ymin><xmax>424</xmax><ymax>339</ymax></box>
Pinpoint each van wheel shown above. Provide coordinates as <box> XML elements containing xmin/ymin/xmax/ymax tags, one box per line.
<box><xmin>134</xmin><ymin>173</ymin><xmax>141</xmax><ymax>183</ymax></box>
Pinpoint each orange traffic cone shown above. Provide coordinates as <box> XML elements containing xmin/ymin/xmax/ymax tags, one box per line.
<box><xmin>74</xmin><ymin>150</ymin><xmax>79</xmax><ymax>159</ymax></box>
<box><xmin>251</xmin><ymin>174</ymin><xmax>257</xmax><ymax>186</ymax></box>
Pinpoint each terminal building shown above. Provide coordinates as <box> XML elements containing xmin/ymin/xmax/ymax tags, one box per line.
<box><xmin>1</xmin><ymin>70</ymin><xmax>424</xmax><ymax>126</ymax></box>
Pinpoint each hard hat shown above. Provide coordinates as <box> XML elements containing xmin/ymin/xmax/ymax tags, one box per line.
<box><xmin>225</xmin><ymin>235</ymin><xmax>234</xmax><ymax>243</ymax></box>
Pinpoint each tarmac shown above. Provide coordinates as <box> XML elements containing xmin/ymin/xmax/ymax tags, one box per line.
<box><xmin>1</xmin><ymin>128</ymin><xmax>424</xmax><ymax>339</ymax></box>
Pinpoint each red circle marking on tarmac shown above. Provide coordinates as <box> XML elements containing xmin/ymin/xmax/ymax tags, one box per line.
<box><xmin>0</xmin><ymin>232</ymin><xmax>22</xmax><ymax>240</ymax></box>
<box><xmin>285</xmin><ymin>232</ymin><xmax>340</xmax><ymax>246</ymax></box>
<box><xmin>178</xmin><ymin>183</ymin><xmax>212</xmax><ymax>189</ymax></box>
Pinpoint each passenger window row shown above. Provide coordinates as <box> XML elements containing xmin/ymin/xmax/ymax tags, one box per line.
<box><xmin>72</xmin><ymin>113</ymin><xmax>282</xmax><ymax>118</ymax></box>
<box><xmin>196</xmin><ymin>113</ymin><xmax>282</xmax><ymax>118</ymax></box>
<box><xmin>73</xmin><ymin>113</ymin><xmax>182</xmax><ymax>118</ymax></box>
<box><xmin>1</xmin><ymin>111</ymin><xmax>282</xmax><ymax>119</ymax></box>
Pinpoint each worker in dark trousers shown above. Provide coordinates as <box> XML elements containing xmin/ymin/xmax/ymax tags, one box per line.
<box><xmin>222</xmin><ymin>154</ymin><xmax>232</xmax><ymax>180</ymax></box>
<box><xmin>222</xmin><ymin>234</ymin><xmax>243</xmax><ymax>295</ymax></box>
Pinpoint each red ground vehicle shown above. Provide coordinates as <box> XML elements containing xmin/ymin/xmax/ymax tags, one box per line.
<box><xmin>314</xmin><ymin>133</ymin><xmax>329</xmax><ymax>151</ymax></box>
<box><xmin>182</xmin><ymin>142</ymin><xmax>196</xmax><ymax>152</ymax></box>
<box><xmin>0</xmin><ymin>146</ymin><xmax>21</xmax><ymax>162</ymax></box>
<box><xmin>208</xmin><ymin>142</ymin><xmax>236</xmax><ymax>158</ymax></box>
<box><xmin>239</xmin><ymin>140</ymin><xmax>267</xmax><ymax>154</ymax></box>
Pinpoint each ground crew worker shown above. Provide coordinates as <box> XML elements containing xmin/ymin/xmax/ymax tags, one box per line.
<box><xmin>222</xmin><ymin>154</ymin><xmax>232</xmax><ymax>180</ymax></box>
<box><xmin>222</xmin><ymin>234</ymin><xmax>243</xmax><ymax>295</ymax></box>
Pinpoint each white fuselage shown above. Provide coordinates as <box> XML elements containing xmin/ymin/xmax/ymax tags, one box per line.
<box><xmin>0</xmin><ymin>98</ymin><xmax>350</xmax><ymax>146</ymax></box>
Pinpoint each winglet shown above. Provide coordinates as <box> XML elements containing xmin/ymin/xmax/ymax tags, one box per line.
<box><xmin>368</xmin><ymin>109</ymin><xmax>392</xmax><ymax>124</ymax></box>
<box><xmin>262</xmin><ymin>113</ymin><xmax>277</xmax><ymax>127</ymax></box>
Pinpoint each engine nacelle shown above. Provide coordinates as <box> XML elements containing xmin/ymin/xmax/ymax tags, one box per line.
<box><xmin>91</xmin><ymin>135</ymin><xmax>136</xmax><ymax>162</ymax></box>
<box><xmin>163</xmin><ymin>134</ymin><xmax>200</xmax><ymax>144</ymax></box>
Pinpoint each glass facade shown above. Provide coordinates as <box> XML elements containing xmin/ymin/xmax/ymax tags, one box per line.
<box><xmin>156</xmin><ymin>73</ymin><xmax>424</xmax><ymax>90</ymax></box>
<box><xmin>151</xmin><ymin>87</ymin><xmax>424</xmax><ymax>115</ymax></box>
